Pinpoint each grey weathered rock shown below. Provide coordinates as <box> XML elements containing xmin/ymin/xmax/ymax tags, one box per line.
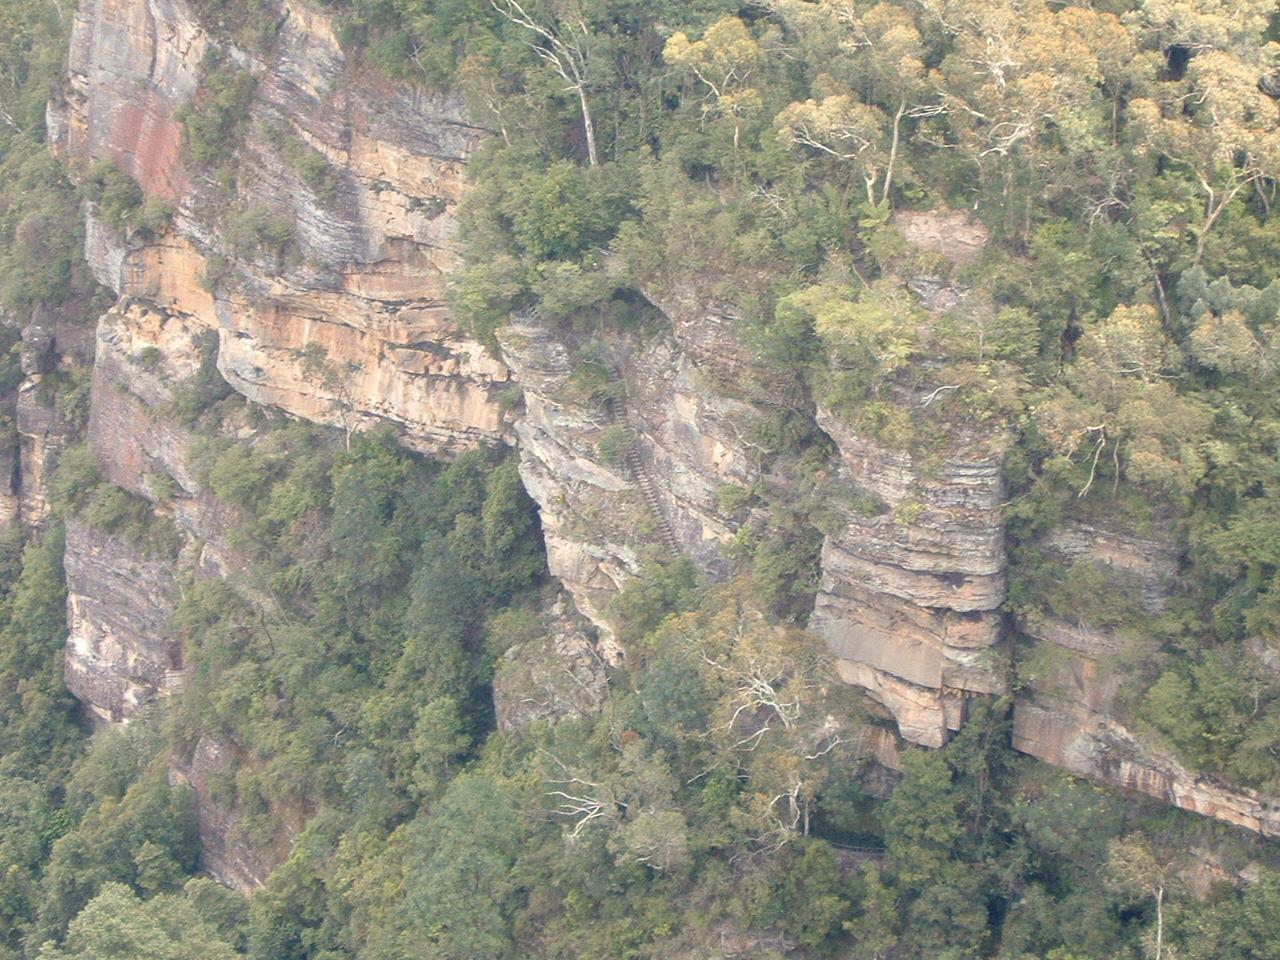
<box><xmin>168</xmin><ymin>736</ymin><xmax>302</xmax><ymax>892</ymax></box>
<box><xmin>492</xmin><ymin>594</ymin><xmax>608</xmax><ymax>731</ymax></box>
<box><xmin>63</xmin><ymin>518</ymin><xmax>183</xmax><ymax>727</ymax></box>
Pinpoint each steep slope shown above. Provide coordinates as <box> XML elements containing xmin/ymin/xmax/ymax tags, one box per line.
<box><xmin>33</xmin><ymin>0</ymin><xmax>1280</xmax><ymax>861</ymax></box>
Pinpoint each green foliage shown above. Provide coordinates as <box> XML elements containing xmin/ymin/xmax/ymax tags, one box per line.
<box><xmin>81</xmin><ymin>485</ymin><xmax>182</xmax><ymax>557</ymax></box>
<box><xmin>450</xmin><ymin>154</ymin><xmax>640</xmax><ymax>342</ymax></box>
<box><xmin>50</xmin><ymin>446</ymin><xmax>182</xmax><ymax>558</ymax></box>
<box><xmin>0</xmin><ymin>2</ymin><xmax>100</xmax><ymax>317</ymax></box>
<box><xmin>594</xmin><ymin>423</ymin><xmax>632</xmax><ymax>465</ymax></box>
<box><xmin>48</xmin><ymin>445</ymin><xmax>102</xmax><ymax>517</ymax></box>
<box><xmin>403</xmin><ymin>773</ymin><xmax>527</xmax><ymax>958</ymax></box>
<box><xmin>37</xmin><ymin>881</ymin><xmax>240</xmax><ymax>960</ymax></box>
<box><xmin>1006</xmin><ymin>552</ymin><xmax>1148</xmax><ymax>633</ymax></box>
<box><xmin>1172</xmin><ymin>869</ymin><xmax>1280</xmax><ymax>960</ymax></box>
<box><xmin>795</xmin><ymin>279</ymin><xmax>921</xmax><ymax>404</ymax></box>
<box><xmin>168</xmin><ymin>330</ymin><xmax>234</xmax><ymax>423</ymax></box>
<box><xmin>266</xmin><ymin>124</ymin><xmax>340</xmax><ymax>202</ymax></box>
<box><xmin>187</xmin><ymin>0</ymin><xmax>279</xmax><ymax>51</ymax></box>
<box><xmin>224</xmin><ymin>205</ymin><xmax>295</xmax><ymax>262</ymax></box>
<box><xmin>1138</xmin><ymin>647</ymin><xmax>1280</xmax><ymax>792</ymax></box>
<box><xmin>35</xmin><ymin>762</ymin><xmax>199</xmax><ymax>948</ymax></box>
<box><xmin>505</xmin><ymin>161</ymin><xmax>633</xmax><ymax>262</ymax></box>
<box><xmin>0</xmin><ymin>527</ymin><xmax>84</xmax><ymax>759</ymax></box>
<box><xmin>80</xmin><ymin>161</ymin><xmax>172</xmax><ymax>235</ymax></box>
<box><xmin>178</xmin><ymin>54</ymin><xmax>257</xmax><ymax>182</ymax></box>
<box><xmin>759</xmin><ymin>841</ymin><xmax>852</xmax><ymax>948</ymax></box>
<box><xmin>80</xmin><ymin>161</ymin><xmax>142</xmax><ymax>229</ymax></box>
<box><xmin>609</xmin><ymin>557</ymin><xmax>701</xmax><ymax>646</ymax></box>
<box><xmin>330</xmin><ymin>0</ymin><xmax>499</xmax><ymax>86</ymax></box>
<box><xmin>0</xmin><ymin>527</ymin><xmax>85</xmax><ymax>953</ymax></box>
<box><xmin>168</xmin><ymin>428</ymin><xmax>545</xmax><ymax>836</ymax></box>
<box><xmin>54</xmin><ymin>369</ymin><xmax>93</xmax><ymax>432</ymax></box>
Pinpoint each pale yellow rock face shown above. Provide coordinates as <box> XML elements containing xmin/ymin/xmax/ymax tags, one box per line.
<box><xmin>60</xmin><ymin>0</ymin><xmax>508</xmax><ymax>458</ymax></box>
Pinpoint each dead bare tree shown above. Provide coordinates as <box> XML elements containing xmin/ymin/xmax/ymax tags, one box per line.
<box><xmin>490</xmin><ymin>0</ymin><xmax>598</xmax><ymax>166</ymax></box>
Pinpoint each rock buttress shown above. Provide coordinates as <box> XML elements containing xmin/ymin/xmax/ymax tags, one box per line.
<box><xmin>812</xmin><ymin>211</ymin><xmax>1008</xmax><ymax>747</ymax></box>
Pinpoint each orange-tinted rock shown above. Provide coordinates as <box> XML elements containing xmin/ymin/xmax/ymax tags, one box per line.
<box><xmin>63</xmin><ymin>0</ymin><xmax>507</xmax><ymax>456</ymax></box>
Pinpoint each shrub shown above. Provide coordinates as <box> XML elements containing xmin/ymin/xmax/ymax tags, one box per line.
<box><xmin>54</xmin><ymin>369</ymin><xmax>92</xmax><ymax>431</ymax></box>
<box><xmin>49</xmin><ymin>445</ymin><xmax>101</xmax><ymax>517</ymax></box>
<box><xmin>187</xmin><ymin>0</ymin><xmax>279</xmax><ymax>50</ymax></box>
<box><xmin>168</xmin><ymin>331</ymin><xmax>234</xmax><ymax>424</ymax></box>
<box><xmin>80</xmin><ymin>160</ymin><xmax>143</xmax><ymax>230</ymax></box>
<box><xmin>267</xmin><ymin>123</ymin><xmax>340</xmax><ymax>202</ymax></box>
<box><xmin>179</xmin><ymin>54</ymin><xmax>257</xmax><ymax>178</ymax></box>
<box><xmin>224</xmin><ymin>205</ymin><xmax>295</xmax><ymax>262</ymax></box>
<box><xmin>595</xmin><ymin>424</ymin><xmax>633</xmax><ymax>465</ymax></box>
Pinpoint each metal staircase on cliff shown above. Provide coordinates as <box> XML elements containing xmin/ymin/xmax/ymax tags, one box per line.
<box><xmin>604</xmin><ymin>377</ymin><xmax>680</xmax><ymax>556</ymax></box>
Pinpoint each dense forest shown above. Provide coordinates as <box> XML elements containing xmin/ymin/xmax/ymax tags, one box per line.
<box><xmin>4</xmin><ymin>0</ymin><xmax>1280</xmax><ymax>957</ymax></box>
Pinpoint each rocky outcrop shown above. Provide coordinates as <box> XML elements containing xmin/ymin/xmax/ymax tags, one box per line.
<box><xmin>1010</xmin><ymin>519</ymin><xmax>1280</xmax><ymax>836</ymax></box>
<box><xmin>812</xmin><ymin>212</ymin><xmax>1008</xmax><ymax>747</ymax></box>
<box><xmin>498</xmin><ymin>315</ymin><xmax>647</xmax><ymax>642</ymax></box>
<box><xmin>59</xmin><ymin>0</ymin><xmax>205</xmax><ymax>201</ymax></box>
<box><xmin>63</xmin><ymin>517</ymin><xmax>183</xmax><ymax>726</ymax></box>
<box><xmin>0</xmin><ymin>445</ymin><xmax>19</xmax><ymax>531</ymax></box>
<box><xmin>498</xmin><ymin>300</ymin><xmax>761</xmax><ymax>644</ymax></box>
<box><xmin>1014</xmin><ymin>702</ymin><xmax>1280</xmax><ymax>836</ymax></box>
<box><xmin>813</xmin><ymin>410</ymin><xmax>1007</xmax><ymax>747</ymax></box>
<box><xmin>47</xmin><ymin>0</ymin><xmax>527</xmax><ymax>889</ymax></box>
<box><xmin>14</xmin><ymin>382</ymin><xmax>79</xmax><ymax>529</ymax></box>
<box><xmin>492</xmin><ymin>593</ymin><xmax>608</xmax><ymax>731</ymax></box>
<box><xmin>88</xmin><ymin>298</ymin><xmax>245</xmax><ymax>557</ymax></box>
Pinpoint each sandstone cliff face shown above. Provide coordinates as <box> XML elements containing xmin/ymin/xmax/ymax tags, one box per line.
<box><xmin>51</xmin><ymin>0</ymin><xmax>588</xmax><ymax>888</ymax></box>
<box><xmin>498</xmin><ymin>298</ymin><xmax>761</xmax><ymax>644</ymax></box>
<box><xmin>43</xmin><ymin>0</ymin><xmax>1280</xmax><ymax>860</ymax></box>
<box><xmin>1011</xmin><ymin>520</ymin><xmax>1280</xmax><ymax>836</ymax></box>
<box><xmin>63</xmin><ymin>516</ymin><xmax>184</xmax><ymax>726</ymax></box>
<box><xmin>498</xmin><ymin>314</ymin><xmax>646</xmax><ymax>642</ymax></box>
<box><xmin>812</xmin><ymin>409</ymin><xmax>1007</xmax><ymax>747</ymax></box>
<box><xmin>811</xmin><ymin>211</ymin><xmax>1007</xmax><ymax>748</ymax></box>
<box><xmin>56</xmin><ymin>0</ymin><xmax>508</xmax><ymax>457</ymax></box>
<box><xmin>53</xmin><ymin>0</ymin><xmax>513</xmax><ymax>723</ymax></box>
<box><xmin>62</xmin><ymin>296</ymin><xmax>241</xmax><ymax>732</ymax></box>
<box><xmin>66</xmin><ymin>295</ymin><xmax>282</xmax><ymax>881</ymax></box>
